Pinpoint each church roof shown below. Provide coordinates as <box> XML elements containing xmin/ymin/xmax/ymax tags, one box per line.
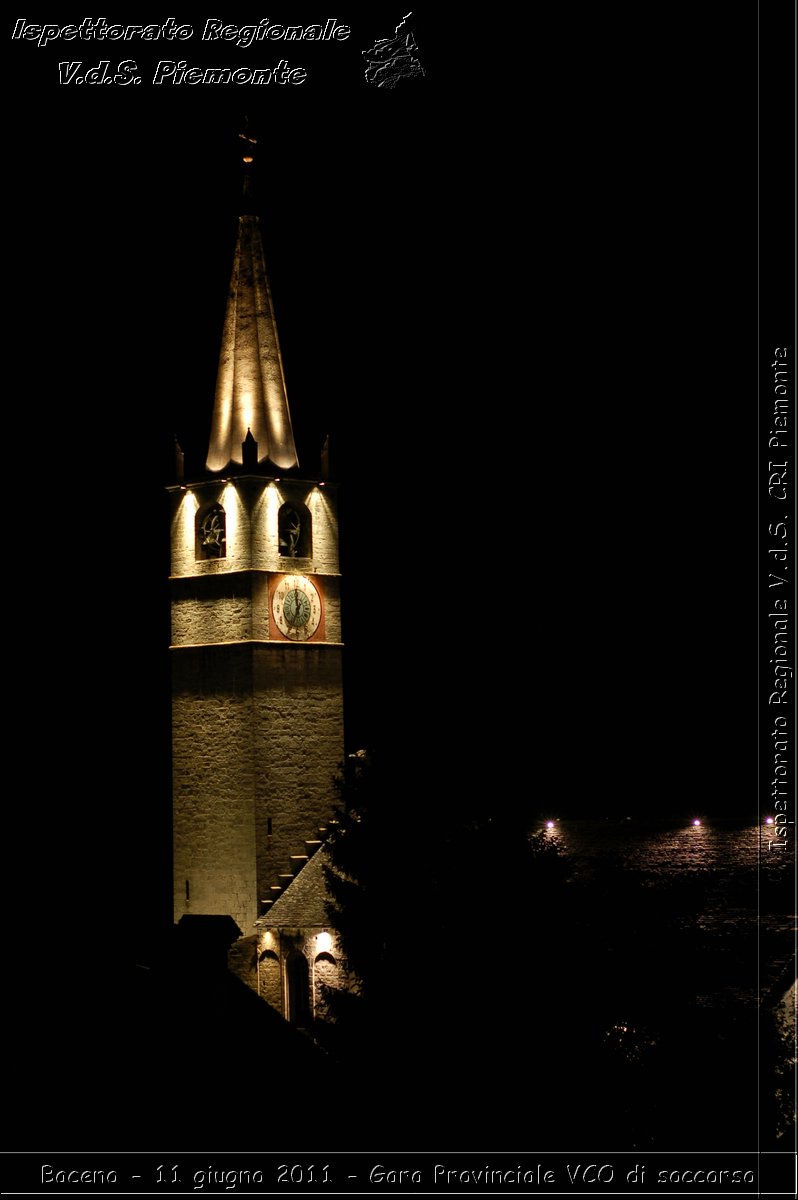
<box><xmin>206</xmin><ymin>159</ymin><xmax>298</xmax><ymax>473</ymax></box>
<box><xmin>259</xmin><ymin>846</ymin><xmax>331</xmax><ymax>929</ymax></box>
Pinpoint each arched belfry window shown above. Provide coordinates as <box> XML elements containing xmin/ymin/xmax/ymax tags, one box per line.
<box><xmin>196</xmin><ymin>503</ymin><xmax>226</xmax><ymax>560</ymax></box>
<box><xmin>286</xmin><ymin>950</ymin><xmax>310</xmax><ymax>1027</ymax></box>
<box><xmin>278</xmin><ymin>501</ymin><xmax>311</xmax><ymax>558</ymax></box>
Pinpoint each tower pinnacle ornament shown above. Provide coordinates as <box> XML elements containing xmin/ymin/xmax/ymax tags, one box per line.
<box><xmin>206</xmin><ymin>137</ymin><xmax>298</xmax><ymax>473</ymax></box>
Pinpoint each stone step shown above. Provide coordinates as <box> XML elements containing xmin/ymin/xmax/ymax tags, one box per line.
<box><xmin>260</xmin><ymin>815</ymin><xmax>339</xmax><ymax>919</ymax></box>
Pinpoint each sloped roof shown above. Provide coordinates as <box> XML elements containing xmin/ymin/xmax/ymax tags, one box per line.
<box><xmin>259</xmin><ymin>846</ymin><xmax>332</xmax><ymax>928</ymax></box>
<box><xmin>206</xmin><ymin>161</ymin><xmax>298</xmax><ymax>472</ymax></box>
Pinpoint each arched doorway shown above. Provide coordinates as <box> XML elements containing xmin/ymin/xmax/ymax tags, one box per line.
<box><xmin>285</xmin><ymin>950</ymin><xmax>310</xmax><ymax>1027</ymax></box>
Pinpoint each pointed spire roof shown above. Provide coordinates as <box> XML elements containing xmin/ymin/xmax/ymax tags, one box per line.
<box><xmin>206</xmin><ymin>145</ymin><xmax>298</xmax><ymax>473</ymax></box>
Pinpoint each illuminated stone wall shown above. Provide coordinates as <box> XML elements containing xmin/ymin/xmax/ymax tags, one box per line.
<box><xmin>251</xmin><ymin>645</ymin><xmax>344</xmax><ymax>901</ymax></box>
<box><xmin>172</xmin><ymin>645</ymin><xmax>259</xmax><ymax>933</ymax></box>
<box><xmin>251</xmin><ymin>850</ymin><xmax>353</xmax><ymax>1021</ymax></box>
<box><xmin>172</xmin><ymin>641</ymin><xmax>343</xmax><ymax>936</ymax></box>
<box><xmin>257</xmin><ymin>949</ymin><xmax>283</xmax><ymax>1011</ymax></box>
<box><xmin>170</xmin><ymin>574</ymin><xmax>256</xmax><ymax>646</ymax></box>
<box><xmin>169</xmin><ymin>479</ymin><xmax>341</xmax><ymax>647</ymax></box>
<box><xmin>169</xmin><ymin>478</ymin><xmax>340</xmax><ymax>580</ymax></box>
<box><xmin>254</xmin><ymin>927</ymin><xmax>350</xmax><ymax>1023</ymax></box>
<box><xmin>170</xmin><ymin>474</ymin><xmax>344</xmax><ymax>942</ymax></box>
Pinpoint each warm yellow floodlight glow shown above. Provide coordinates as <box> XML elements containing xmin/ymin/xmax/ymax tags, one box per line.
<box><xmin>179</xmin><ymin>490</ymin><xmax>198</xmax><ymax>550</ymax></box>
<box><xmin>264</xmin><ymin>483</ymin><xmax>279</xmax><ymax>542</ymax></box>
<box><xmin>222</xmin><ymin>486</ymin><xmax>244</xmax><ymax>555</ymax></box>
<box><xmin>207</xmin><ymin>215</ymin><xmax>298</xmax><ymax>472</ymax></box>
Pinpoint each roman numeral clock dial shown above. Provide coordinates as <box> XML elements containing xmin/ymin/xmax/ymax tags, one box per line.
<box><xmin>272</xmin><ymin>574</ymin><xmax>322</xmax><ymax>642</ymax></box>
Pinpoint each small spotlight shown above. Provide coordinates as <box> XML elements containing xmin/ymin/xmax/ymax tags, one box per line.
<box><xmin>319</xmin><ymin>481</ymin><xmax>326</xmax><ymax>487</ymax></box>
<box><xmin>546</xmin><ymin>821</ymin><xmax>554</xmax><ymax>830</ymax></box>
<box><xmin>692</xmin><ymin>819</ymin><xmax>701</xmax><ymax>827</ymax></box>
<box><xmin>765</xmin><ymin>816</ymin><xmax>774</xmax><ymax>825</ymax></box>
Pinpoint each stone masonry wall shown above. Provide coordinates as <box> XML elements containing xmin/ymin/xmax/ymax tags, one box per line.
<box><xmin>252</xmin><ymin>644</ymin><xmax>344</xmax><ymax>905</ymax></box>
<box><xmin>170</xmin><ymin>475</ymin><xmax>343</xmax><ymax>941</ymax></box>
<box><xmin>170</xmin><ymin>478</ymin><xmax>340</xmax><ymax>579</ymax></box>
<box><xmin>251</xmin><ymin>929</ymin><xmax>349</xmax><ymax>1023</ymax></box>
<box><xmin>257</xmin><ymin>950</ymin><xmax>283</xmax><ymax>1012</ymax></box>
<box><xmin>171</xmin><ymin>574</ymin><xmax>254</xmax><ymax>646</ymax></box>
<box><xmin>172</xmin><ymin>644</ymin><xmax>259</xmax><ymax>934</ymax></box>
<box><xmin>172</xmin><ymin>642</ymin><xmax>344</xmax><ymax>936</ymax></box>
<box><xmin>171</xmin><ymin>572</ymin><xmax>340</xmax><ymax>648</ymax></box>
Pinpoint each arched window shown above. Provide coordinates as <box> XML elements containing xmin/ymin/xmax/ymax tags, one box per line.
<box><xmin>196</xmin><ymin>503</ymin><xmax>226</xmax><ymax>560</ymax></box>
<box><xmin>258</xmin><ymin>948</ymin><xmax>281</xmax><ymax>1011</ymax></box>
<box><xmin>278</xmin><ymin>502</ymin><xmax>311</xmax><ymax>558</ymax></box>
<box><xmin>313</xmin><ymin>951</ymin><xmax>338</xmax><ymax>1022</ymax></box>
<box><xmin>286</xmin><ymin>950</ymin><xmax>310</xmax><ymax>1027</ymax></box>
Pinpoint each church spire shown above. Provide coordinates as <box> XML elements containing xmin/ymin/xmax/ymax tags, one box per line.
<box><xmin>206</xmin><ymin>130</ymin><xmax>298</xmax><ymax>473</ymax></box>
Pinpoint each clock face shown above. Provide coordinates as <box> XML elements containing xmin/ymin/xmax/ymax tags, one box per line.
<box><xmin>272</xmin><ymin>575</ymin><xmax>322</xmax><ymax>642</ymax></box>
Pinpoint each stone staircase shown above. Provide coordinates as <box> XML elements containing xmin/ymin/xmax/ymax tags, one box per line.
<box><xmin>259</xmin><ymin>819</ymin><xmax>339</xmax><ymax>916</ymax></box>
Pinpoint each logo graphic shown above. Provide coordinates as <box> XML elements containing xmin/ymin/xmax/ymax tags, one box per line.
<box><xmin>362</xmin><ymin>12</ymin><xmax>425</xmax><ymax>88</ymax></box>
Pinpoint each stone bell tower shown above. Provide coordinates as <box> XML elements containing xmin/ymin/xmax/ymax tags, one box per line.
<box><xmin>168</xmin><ymin>140</ymin><xmax>344</xmax><ymax>943</ymax></box>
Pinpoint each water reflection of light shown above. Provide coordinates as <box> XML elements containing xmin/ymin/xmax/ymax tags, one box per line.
<box><xmin>539</xmin><ymin>819</ymin><xmax>567</xmax><ymax>850</ymax></box>
<box><xmin>549</xmin><ymin>818</ymin><xmax>783</xmax><ymax>876</ymax></box>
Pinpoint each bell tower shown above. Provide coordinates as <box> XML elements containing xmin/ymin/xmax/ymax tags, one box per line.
<box><xmin>169</xmin><ymin>141</ymin><xmax>344</xmax><ymax>942</ymax></box>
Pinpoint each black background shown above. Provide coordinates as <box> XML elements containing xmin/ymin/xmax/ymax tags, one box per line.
<box><xmin>4</xmin><ymin>3</ymin><xmax>791</xmax><ymax>1161</ymax></box>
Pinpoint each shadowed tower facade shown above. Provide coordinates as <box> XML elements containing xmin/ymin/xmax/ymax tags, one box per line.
<box><xmin>168</xmin><ymin>147</ymin><xmax>344</xmax><ymax>947</ymax></box>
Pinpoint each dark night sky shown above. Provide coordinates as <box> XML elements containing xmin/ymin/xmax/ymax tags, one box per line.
<box><xmin>6</xmin><ymin>9</ymin><xmax>759</xmax><ymax>963</ymax></box>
